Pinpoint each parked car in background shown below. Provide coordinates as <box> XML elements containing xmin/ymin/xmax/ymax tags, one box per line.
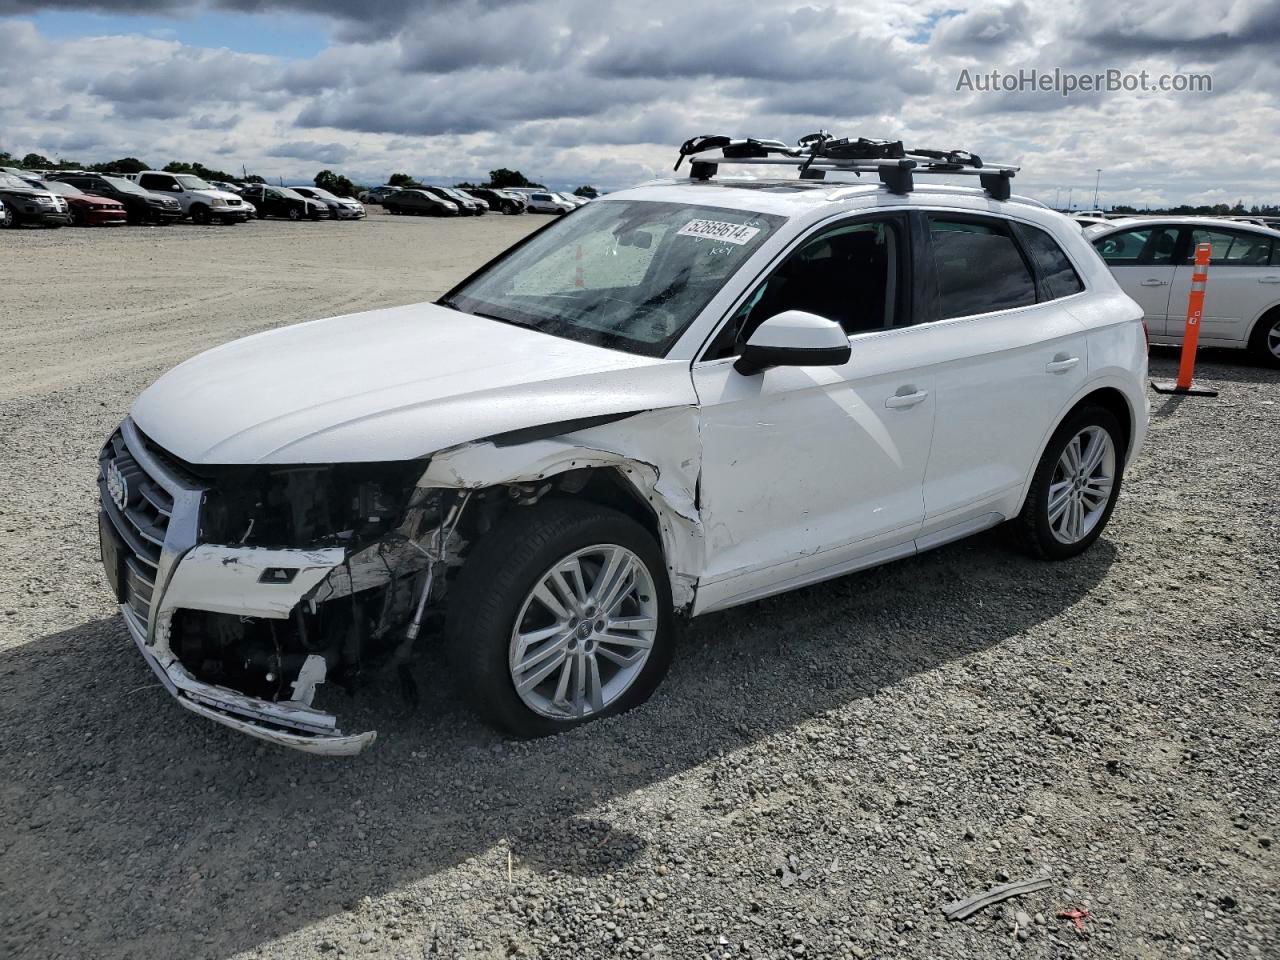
<box><xmin>381</xmin><ymin>188</ymin><xmax>459</xmax><ymax>216</ymax></box>
<box><xmin>239</xmin><ymin>184</ymin><xmax>326</xmax><ymax>220</ymax></box>
<box><xmin>207</xmin><ymin>180</ymin><xmax>245</xmax><ymax>195</ymax></box>
<box><xmin>524</xmin><ymin>191</ymin><xmax>575</xmax><ymax>214</ymax></box>
<box><xmin>23</xmin><ymin>177</ymin><xmax>126</xmax><ymax>226</ymax></box>
<box><xmin>125</xmin><ymin>171</ymin><xmax>251</xmax><ymax>224</ymax></box>
<box><xmin>1088</xmin><ymin>217</ymin><xmax>1280</xmax><ymax>365</ymax></box>
<box><xmin>358</xmin><ymin>186</ymin><xmax>402</xmax><ymax>204</ymax></box>
<box><xmin>432</xmin><ymin>187</ymin><xmax>487</xmax><ymax>216</ymax></box>
<box><xmin>0</xmin><ymin>173</ymin><xmax>72</xmax><ymax>227</ymax></box>
<box><xmin>292</xmin><ymin>186</ymin><xmax>366</xmax><ymax>220</ymax></box>
<box><xmin>465</xmin><ymin>188</ymin><xmax>527</xmax><ymax>215</ymax></box>
<box><xmin>556</xmin><ymin>192</ymin><xmax>590</xmax><ymax>208</ymax></box>
<box><xmin>50</xmin><ymin>173</ymin><xmax>183</xmax><ymax>224</ymax></box>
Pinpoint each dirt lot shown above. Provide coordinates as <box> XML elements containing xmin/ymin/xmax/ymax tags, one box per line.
<box><xmin>1</xmin><ymin>216</ymin><xmax>1277</xmax><ymax>960</ymax></box>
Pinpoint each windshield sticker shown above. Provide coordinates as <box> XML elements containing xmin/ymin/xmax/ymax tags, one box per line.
<box><xmin>676</xmin><ymin>219</ymin><xmax>761</xmax><ymax>246</ymax></box>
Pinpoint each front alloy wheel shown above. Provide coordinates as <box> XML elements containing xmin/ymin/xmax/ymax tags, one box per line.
<box><xmin>510</xmin><ymin>544</ymin><xmax>658</xmax><ymax>721</ymax></box>
<box><xmin>447</xmin><ymin>501</ymin><xmax>674</xmax><ymax>736</ymax></box>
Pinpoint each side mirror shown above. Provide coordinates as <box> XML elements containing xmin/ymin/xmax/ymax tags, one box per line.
<box><xmin>733</xmin><ymin>310</ymin><xmax>851</xmax><ymax>376</ymax></box>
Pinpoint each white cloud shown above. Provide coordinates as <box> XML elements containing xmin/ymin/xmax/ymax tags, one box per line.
<box><xmin>0</xmin><ymin>0</ymin><xmax>1277</xmax><ymax>204</ymax></box>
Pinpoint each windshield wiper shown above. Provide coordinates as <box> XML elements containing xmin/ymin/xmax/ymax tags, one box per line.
<box><xmin>440</xmin><ymin>298</ymin><xmax>542</xmax><ymax>331</ymax></box>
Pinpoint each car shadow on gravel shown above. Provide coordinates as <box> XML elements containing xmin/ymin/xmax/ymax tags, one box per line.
<box><xmin>1148</xmin><ymin>348</ymin><xmax>1280</xmax><ymax>385</ymax></box>
<box><xmin>0</xmin><ymin>530</ymin><xmax>1116</xmax><ymax>959</ymax></box>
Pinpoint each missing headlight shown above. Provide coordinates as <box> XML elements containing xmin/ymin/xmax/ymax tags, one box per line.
<box><xmin>199</xmin><ymin>461</ymin><xmax>427</xmax><ymax>548</ymax></box>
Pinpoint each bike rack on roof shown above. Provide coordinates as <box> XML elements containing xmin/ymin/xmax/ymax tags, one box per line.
<box><xmin>673</xmin><ymin>133</ymin><xmax>1020</xmax><ymax>201</ymax></box>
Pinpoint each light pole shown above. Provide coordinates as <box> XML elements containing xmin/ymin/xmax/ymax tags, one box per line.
<box><xmin>1093</xmin><ymin>168</ymin><xmax>1101</xmax><ymax>210</ymax></box>
<box><xmin>1067</xmin><ymin>187</ymin><xmax>1073</xmax><ymax>211</ymax></box>
<box><xmin>1055</xmin><ymin>187</ymin><xmax>1062</xmax><ymax>210</ymax></box>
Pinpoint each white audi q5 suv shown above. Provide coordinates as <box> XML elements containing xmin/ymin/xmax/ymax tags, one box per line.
<box><xmin>98</xmin><ymin>144</ymin><xmax>1148</xmax><ymax>753</ymax></box>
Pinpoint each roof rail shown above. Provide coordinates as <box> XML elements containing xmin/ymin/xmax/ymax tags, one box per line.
<box><xmin>674</xmin><ymin>133</ymin><xmax>1020</xmax><ymax>201</ymax></box>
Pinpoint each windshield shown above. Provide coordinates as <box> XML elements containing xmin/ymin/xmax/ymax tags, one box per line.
<box><xmin>306</xmin><ymin>188</ymin><xmax>339</xmax><ymax>200</ymax></box>
<box><xmin>0</xmin><ymin>174</ymin><xmax>35</xmax><ymax>190</ymax></box>
<box><xmin>40</xmin><ymin>180</ymin><xmax>80</xmax><ymax>197</ymax></box>
<box><xmin>175</xmin><ymin>175</ymin><xmax>214</xmax><ymax>190</ymax></box>
<box><xmin>105</xmin><ymin>176</ymin><xmax>149</xmax><ymax>195</ymax></box>
<box><xmin>443</xmin><ymin>199</ymin><xmax>785</xmax><ymax>357</ymax></box>
<box><xmin>277</xmin><ymin>188</ymin><xmax>305</xmax><ymax>200</ymax></box>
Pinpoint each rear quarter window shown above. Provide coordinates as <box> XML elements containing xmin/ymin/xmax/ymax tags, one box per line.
<box><xmin>1016</xmin><ymin>224</ymin><xmax>1086</xmax><ymax>299</ymax></box>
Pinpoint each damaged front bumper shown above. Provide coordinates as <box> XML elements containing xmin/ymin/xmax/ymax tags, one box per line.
<box><xmin>99</xmin><ymin>419</ymin><xmax>380</xmax><ymax>756</ymax></box>
<box><xmin>120</xmin><ymin>601</ymin><xmax>376</xmax><ymax>755</ymax></box>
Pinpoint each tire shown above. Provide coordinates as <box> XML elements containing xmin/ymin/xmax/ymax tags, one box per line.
<box><xmin>1248</xmin><ymin>310</ymin><xmax>1280</xmax><ymax>367</ymax></box>
<box><xmin>70</xmin><ymin>207</ymin><xmax>85</xmax><ymax>227</ymax></box>
<box><xmin>287</xmin><ymin>207</ymin><xmax>301</xmax><ymax>221</ymax></box>
<box><xmin>1</xmin><ymin>211</ymin><xmax>18</xmax><ymax>228</ymax></box>
<box><xmin>1015</xmin><ymin>406</ymin><xmax>1125</xmax><ymax>560</ymax></box>
<box><xmin>190</xmin><ymin>205</ymin><xmax>209</xmax><ymax>225</ymax></box>
<box><xmin>446</xmin><ymin>500</ymin><xmax>675</xmax><ymax>737</ymax></box>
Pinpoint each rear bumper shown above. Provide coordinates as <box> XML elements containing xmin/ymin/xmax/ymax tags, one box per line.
<box><xmin>119</xmin><ymin>604</ymin><xmax>376</xmax><ymax>756</ymax></box>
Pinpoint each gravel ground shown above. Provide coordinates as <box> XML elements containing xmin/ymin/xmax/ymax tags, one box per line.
<box><xmin>1</xmin><ymin>217</ymin><xmax>1277</xmax><ymax>960</ymax></box>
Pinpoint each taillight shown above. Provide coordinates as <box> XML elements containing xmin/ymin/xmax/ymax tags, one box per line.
<box><xmin>1141</xmin><ymin>319</ymin><xmax>1149</xmax><ymax>350</ymax></box>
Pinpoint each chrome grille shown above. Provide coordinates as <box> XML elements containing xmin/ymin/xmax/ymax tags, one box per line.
<box><xmin>98</xmin><ymin>427</ymin><xmax>182</xmax><ymax>626</ymax></box>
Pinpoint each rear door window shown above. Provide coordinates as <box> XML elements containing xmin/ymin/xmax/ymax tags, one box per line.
<box><xmin>927</xmin><ymin>216</ymin><xmax>1036</xmax><ymax>319</ymax></box>
<box><xmin>1184</xmin><ymin>228</ymin><xmax>1273</xmax><ymax>265</ymax></box>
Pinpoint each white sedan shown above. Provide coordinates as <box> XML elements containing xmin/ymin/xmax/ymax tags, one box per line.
<box><xmin>1087</xmin><ymin>217</ymin><xmax>1280</xmax><ymax>365</ymax></box>
<box><xmin>524</xmin><ymin>191</ymin><xmax>576</xmax><ymax>214</ymax></box>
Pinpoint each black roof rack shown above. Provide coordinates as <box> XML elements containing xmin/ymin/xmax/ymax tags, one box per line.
<box><xmin>674</xmin><ymin>133</ymin><xmax>1019</xmax><ymax>201</ymax></box>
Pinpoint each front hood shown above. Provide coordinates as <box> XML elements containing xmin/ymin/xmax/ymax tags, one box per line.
<box><xmin>0</xmin><ymin>187</ymin><xmax>53</xmax><ymax>200</ymax></box>
<box><xmin>131</xmin><ymin>302</ymin><xmax>693</xmax><ymax>465</ymax></box>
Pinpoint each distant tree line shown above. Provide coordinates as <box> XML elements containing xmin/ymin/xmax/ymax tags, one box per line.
<box><xmin>1110</xmin><ymin>201</ymin><xmax>1280</xmax><ymax>216</ymax></box>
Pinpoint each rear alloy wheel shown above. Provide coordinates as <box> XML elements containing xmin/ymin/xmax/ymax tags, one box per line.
<box><xmin>287</xmin><ymin>207</ymin><xmax>302</xmax><ymax>221</ymax></box>
<box><xmin>1248</xmin><ymin>311</ymin><xmax>1280</xmax><ymax>367</ymax></box>
<box><xmin>1017</xmin><ymin>407</ymin><xmax>1124</xmax><ymax>560</ymax></box>
<box><xmin>447</xmin><ymin>501</ymin><xmax>674</xmax><ymax>737</ymax></box>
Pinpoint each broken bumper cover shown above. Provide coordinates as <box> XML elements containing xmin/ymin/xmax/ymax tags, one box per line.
<box><xmin>120</xmin><ymin>603</ymin><xmax>376</xmax><ymax>755</ymax></box>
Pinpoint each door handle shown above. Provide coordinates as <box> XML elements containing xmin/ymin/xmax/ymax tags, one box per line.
<box><xmin>885</xmin><ymin>388</ymin><xmax>929</xmax><ymax>409</ymax></box>
<box><xmin>1139</xmin><ymin>278</ymin><xmax>1169</xmax><ymax>286</ymax></box>
<box><xmin>1259</xmin><ymin>276</ymin><xmax>1280</xmax><ymax>284</ymax></box>
<box><xmin>1045</xmin><ymin>356</ymin><xmax>1080</xmax><ymax>373</ymax></box>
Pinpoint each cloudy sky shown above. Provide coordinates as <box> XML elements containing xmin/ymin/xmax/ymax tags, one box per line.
<box><xmin>1</xmin><ymin>0</ymin><xmax>1278</xmax><ymax>207</ymax></box>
